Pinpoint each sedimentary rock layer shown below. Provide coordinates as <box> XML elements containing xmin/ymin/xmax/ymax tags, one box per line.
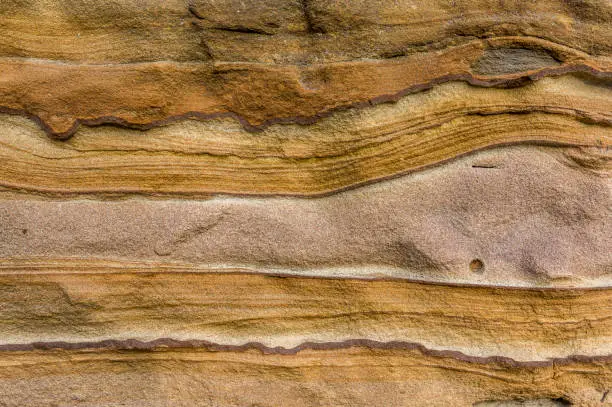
<box><xmin>0</xmin><ymin>76</ymin><xmax>609</xmax><ymax>196</ymax></box>
<box><xmin>0</xmin><ymin>0</ymin><xmax>610</xmax><ymax>136</ymax></box>
<box><xmin>1</xmin><ymin>1</ymin><xmax>611</xmax><ymax>405</ymax></box>
<box><xmin>1</xmin><ymin>145</ymin><xmax>609</xmax><ymax>287</ymax></box>
<box><xmin>3</xmin><ymin>0</ymin><xmax>611</xmax><ymax>63</ymax></box>
<box><xmin>1</xmin><ymin>272</ymin><xmax>611</xmax><ymax>361</ymax></box>
<box><xmin>1</xmin><ymin>344</ymin><xmax>611</xmax><ymax>407</ymax></box>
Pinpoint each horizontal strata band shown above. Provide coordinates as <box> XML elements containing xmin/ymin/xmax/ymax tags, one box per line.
<box><xmin>0</xmin><ymin>340</ymin><xmax>609</xmax><ymax>406</ymax></box>
<box><xmin>0</xmin><ymin>76</ymin><xmax>610</xmax><ymax>196</ymax></box>
<box><xmin>0</xmin><ymin>35</ymin><xmax>608</xmax><ymax>137</ymax></box>
<box><xmin>2</xmin><ymin>0</ymin><xmax>610</xmax><ymax>63</ymax></box>
<box><xmin>0</xmin><ymin>271</ymin><xmax>611</xmax><ymax>361</ymax></box>
<box><xmin>0</xmin><ymin>145</ymin><xmax>609</xmax><ymax>287</ymax></box>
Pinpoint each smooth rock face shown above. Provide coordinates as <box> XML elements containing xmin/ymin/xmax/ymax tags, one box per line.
<box><xmin>0</xmin><ymin>1</ymin><xmax>611</xmax><ymax>406</ymax></box>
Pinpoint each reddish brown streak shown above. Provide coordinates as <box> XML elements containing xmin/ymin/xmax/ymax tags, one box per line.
<box><xmin>1</xmin><ymin>338</ymin><xmax>611</xmax><ymax>368</ymax></box>
<box><xmin>0</xmin><ymin>64</ymin><xmax>608</xmax><ymax>140</ymax></box>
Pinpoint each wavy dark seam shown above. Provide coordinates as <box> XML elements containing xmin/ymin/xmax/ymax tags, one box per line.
<box><xmin>0</xmin><ymin>338</ymin><xmax>610</xmax><ymax>368</ymax></box>
<box><xmin>0</xmin><ymin>64</ymin><xmax>608</xmax><ymax>140</ymax></box>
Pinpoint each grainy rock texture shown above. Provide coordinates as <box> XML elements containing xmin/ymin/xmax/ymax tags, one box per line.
<box><xmin>0</xmin><ymin>0</ymin><xmax>610</xmax><ymax>406</ymax></box>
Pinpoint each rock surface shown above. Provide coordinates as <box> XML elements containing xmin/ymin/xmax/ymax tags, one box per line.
<box><xmin>1</xmin><ymin>145</ymin><xmax>610</xmax><ymax>287</ymax></box>
<box><xmin>0</xmin><ymin>1</ymin><xmax>610</xmax><ymax>406</ymax></box>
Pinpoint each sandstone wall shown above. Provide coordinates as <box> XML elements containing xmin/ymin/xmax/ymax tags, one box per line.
<box><xmin>0</xmin><ymin>1</ymin><xmax>610</xmax><ymax>406</ymax></box>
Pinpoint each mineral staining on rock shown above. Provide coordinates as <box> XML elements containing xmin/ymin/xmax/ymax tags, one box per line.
<box><xmin>0</xmin><ymin>0</ymin><xmax>610</xmax><ymax>406</ymax></box>
<box><xmin>0</xmin><ymin>0</ymin><xmax>610</xmax><ymax>137</ymax></box>
<box><xmin>0</xmin><ymin>77</ymin><xmax>608</xmax><ymax>196</ymax></box>
<box><xmin>0</xmin><ymin>345</ymin><xmax>610</xmax><ymax>407</ymax></box>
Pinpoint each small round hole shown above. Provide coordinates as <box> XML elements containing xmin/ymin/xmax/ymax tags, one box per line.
<box><xmin>469</xmin><ymin>259</ymin><xmax>484</xmax><ymax>273</ymax></box>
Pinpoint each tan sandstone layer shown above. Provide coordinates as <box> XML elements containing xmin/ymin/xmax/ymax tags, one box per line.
<box><xmin>1</xmin><ymin>344</ymin><xmax>611</xmax><ymax>407</ymax></box>
<box><xmin>0</xmin><ymin>76</ymin><xmax>609</xmax><ymax>196</ymax></box>
<box><xmin>0</xmin><ymin>272</ymin><xmax>611</xmax><ymax>361</ymax></box>
<box><xmin>0</xmin><ymin>0</ymin><xmax>610</xmax><ymax>136</ymax></box>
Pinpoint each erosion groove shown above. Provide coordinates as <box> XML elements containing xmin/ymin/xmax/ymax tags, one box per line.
<box><xmin>0</xmin><ymin>0</ymin><xmax>611</xmax><ymax>405</ymax></box>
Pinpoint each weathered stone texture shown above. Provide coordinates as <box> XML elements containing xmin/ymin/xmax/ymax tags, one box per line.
<box><xmin>0</xmin><ymin>0</ymin><xmax>610</xmax><ymax>405</ymax></box>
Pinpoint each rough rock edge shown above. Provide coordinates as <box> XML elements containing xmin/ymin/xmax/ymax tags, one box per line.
<box><xmin>1</xmin><ymin>65</ymin><xmax>609</xmax><ymax>140</ymax></box>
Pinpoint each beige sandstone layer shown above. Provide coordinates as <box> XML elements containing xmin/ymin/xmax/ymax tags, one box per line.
<box><xmin>0</xmin><ymin>272</ymin><xmax>611</xmax><ymax>361</ymax></box>
<box><xmin>1</xmin><ymin>344</ymin><xmax>611</xmax><ymax>407</ymax></box>
<box><xmin>0</xmin><ymin>76</ymin><xmax>609</xmax><ymax>196</ymax></box>
<box><xmin>1</xmin><ymin>145</ymin><xmax>609</xmax><ymax>287</ymax></box>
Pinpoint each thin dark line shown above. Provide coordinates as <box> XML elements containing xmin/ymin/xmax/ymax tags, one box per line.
<box><xmin>1</xmin><ymin>338</ymin><xmax>611</xmax><ymax>368</ymax></box>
